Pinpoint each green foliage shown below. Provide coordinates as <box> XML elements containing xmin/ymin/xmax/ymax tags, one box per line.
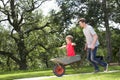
<box><xmin>0</xmin><ymin>0</ymin><xmax>120</xmax><ymax>71</ymax></box>
<box><xmin>111</xmin><ymin>29</ymin><xmax>120</xmax><ymax>62</ymax></box>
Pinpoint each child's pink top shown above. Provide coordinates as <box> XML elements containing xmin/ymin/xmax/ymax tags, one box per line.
<box><xmin>66</xmin><ymin>43</ymin><xmax>76</xmax><ymax>56</ymax></box>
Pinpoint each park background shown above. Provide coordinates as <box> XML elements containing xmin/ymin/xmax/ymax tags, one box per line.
<box><xmin>0</xmin><ymin>0</ymin><xmax>120</xmax><ymax>80</ymax></box>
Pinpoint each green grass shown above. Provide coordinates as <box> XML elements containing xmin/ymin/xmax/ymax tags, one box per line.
<box><xmin>0</xmin><ymin>69</ymin><xmax>54</xmax><ymax>80</ymax></box>
<box><xmin>0</xmin><ymin>65</ymin><xmax>120</xmax><ymax>80</ymax></box>
<box><xmin>45</xmin><ymin>72</ymin><xmax>120</xmax><ymax>80</ymax></box>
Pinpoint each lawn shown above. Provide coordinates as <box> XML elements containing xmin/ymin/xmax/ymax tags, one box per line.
<box><xmin>45</xmin><ymin>72</ymin><xmax>120</xmax><ymax>80</ymax></box>
<box><xmin>0</xmin><ymin>69</ymin><xmax>54</xmax><ymax>80</ymax></box>
<box><xmin>0</xmin><ymin>65</ymin><xmax>119</xmax><ymax>80</ymax></box>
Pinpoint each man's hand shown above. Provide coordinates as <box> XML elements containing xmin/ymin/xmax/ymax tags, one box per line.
<box><xmin>84</xmin><ymin>43</ymin><xmax>88</xmax><ymax>51</ymax></box>
<box><xmin>91</xmin><ymin>44</ymin><xmax>95</xmax><ymax>50</ymax></box>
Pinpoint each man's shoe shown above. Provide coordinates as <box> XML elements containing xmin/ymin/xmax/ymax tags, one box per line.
<box><xmin>94</xmin><ymin>70</ymin><xmax>99</xmax><ymax>73</ymax></box>
<box><xmin>104</xmin><ymin>64</ymin><xmax>108</xmax><ymax>72</ymax></box>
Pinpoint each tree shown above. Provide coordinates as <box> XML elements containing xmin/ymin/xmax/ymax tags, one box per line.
<box><xmin>102</xmin><ymin>0</ymin><xmax>112</xmax><ymax>62</ymax></box>
<box><xmin>0</xmin><ymin>0</ymin><xmax>50</xmax><ymax>70</ymax></box>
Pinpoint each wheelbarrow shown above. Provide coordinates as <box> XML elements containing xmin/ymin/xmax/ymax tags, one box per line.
<box><xmin>50</xmin><ymin>55</ymin><xmax>81</xmax><ymax>77</ymax></box>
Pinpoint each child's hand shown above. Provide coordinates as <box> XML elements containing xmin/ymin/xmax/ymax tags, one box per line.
<box><xmin>59</xmin><ymin>47</ymin><xmax>62</xmax><ymax>49</ymax></box>
<box><xmin>72</xmin><ymin>43</ymin><xmax>76</xmax><ymax>46</ymax></box>
<box><xmin>59</xmin><ymin>45</ymin><xmax>66</xmax><ymax>49</ymax></box>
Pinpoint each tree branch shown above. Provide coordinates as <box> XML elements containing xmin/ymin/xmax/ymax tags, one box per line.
<box><xmin>20</xmin><ymin>20</ymin><xmax>39</xmax><ymax>27</ymax></box>
<box><xmin>0</xmin><ymin>0</ymin><xmax>5</xmax><ymax>7</ymax></box>
<box><xmin>24</xmin><ymin>22</ymin><xmax>50</xmax><ymax>34</ymax></box>
<box><xmin>5</xmin><ymin>0</ymin><xmax>10</xmax><ymax>6</ymax></box>
<box><xmin>28</xmin><ymin>43</ymin><xmax>48</xmax><ymax>53</ymax></box>
<box><xmin>0</xmin><ymin>0</ymin><xmax>10</xmax><ymax>7</ymax></box>
<box><xmin>10</xmin><ymin>29</ymin><xmax>18</xmax><ymax>43</ymax></box>
<box><xmin>116</xmin><ymin>0</ymin><xmax>120</xmax><ymax>6</ymax></box>
<box><xmin>38</xmin><ymin>43</ymin><xmax>48</xmax><ymax>51</ymax></box>
<box><xmin>28</xmin><ymin>44</ymin><xmax>38</xmax><ymax>53</ymax></box>
<box><xmin>7</xmin><ymin>12</ymin><xmax>13</xmax><ymax>25</ymax></box>
<box><xmin>0</xmin><ymin>19</ymin><xmax>8</xmax><ymax>22</ymax></box>
<box><xmin>0</xmin><ymin>0</ymin><xmax>11</xmax><ymax>24</ymax></box>
<box><xmin>0</xmin><ymin>51</ymin><xmax>20</xmax><ymax>64</ymax></box>
<box><xmin>0</xmin><ymin>7</ymin><xmax>8</xmax><ymax>15</ymax></box>
<box><xmin>34</xmin><ymin>0</ymin><xmax>48</xmax><ymax>9</ymax></box>
<box><xmin>18</xmin><ymin>13</ymin><xmax>24</xmax><ymax>25</ymax></box>
<box><xmin>25</xmin><ymin>0</ymin><xmax>48</xmax><ymax>12</ymax></box>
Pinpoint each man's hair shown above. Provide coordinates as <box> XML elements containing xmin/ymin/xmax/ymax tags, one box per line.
<box><xmin>66</xmin><ymin>35</ymin><xmax>73</xmax><ymax>41</ymax></box>
<box><xmin>78</xmin><ymin>18</ymin><xmax>86</xmax><ymax>23</ymax></box>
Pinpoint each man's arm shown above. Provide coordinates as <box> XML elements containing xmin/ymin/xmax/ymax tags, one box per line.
<box><xmin>91</xmin><ymin>34</ymin><xmax>98</xmax><ymax>50</ymax></box>
<box><xmin>89</xmin><ymin>26</ymin><xmax>98</xmax><ymax>50</ymax></box>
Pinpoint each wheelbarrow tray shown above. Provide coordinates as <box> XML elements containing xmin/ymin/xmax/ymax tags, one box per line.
<box><xmin>50</xmin><ymin>55</ymin><xmax>81</xmax><ymax>65</ymax></box>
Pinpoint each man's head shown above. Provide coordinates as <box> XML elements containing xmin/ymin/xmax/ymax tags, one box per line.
<box><xmin>78</xmin><ymin>18</ymin><xmax>86</xmax><ymax>28</ymax></box>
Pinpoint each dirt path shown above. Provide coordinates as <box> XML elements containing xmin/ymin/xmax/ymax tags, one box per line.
<box><xmin>15</xmin><ymin>76</ymin><xmax>56</xmax><ymax>80</ymax></box>
<box><xmin>15</xmin><ymin>70</ymin><xmax>120</xmax><ymax>80</ymax></box>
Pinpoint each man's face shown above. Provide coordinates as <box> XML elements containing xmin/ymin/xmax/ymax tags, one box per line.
<box><xmin>79</xmin><ymin>21</ymin><xmax>85</xmax><ymax>28</ymax></box>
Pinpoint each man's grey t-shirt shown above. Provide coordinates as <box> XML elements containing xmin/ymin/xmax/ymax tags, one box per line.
<box><xmin>83</xmin><ymin>24</ymin><xmax>99</xmax><ymax>48</ymax></box>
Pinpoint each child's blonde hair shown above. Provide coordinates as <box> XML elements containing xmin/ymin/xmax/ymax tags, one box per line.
<box><xmin>66</xmin><ymin>35</ymin><xmax>73</xmax><ymax>41</ymax></box>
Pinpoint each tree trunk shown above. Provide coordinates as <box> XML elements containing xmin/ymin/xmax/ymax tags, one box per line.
<box><xmin>17</xmin><ymin>39</ymin><xmax>28</xmax><ymax>70</ymax></box>
<box><xmin>45</xmin><ymin>59</ymin><xmax>49</xmax><ymax>68</ymax></box>
<box><xmin>102</xmin><ymin>0</ymin><xmax>112</xmax><ymax>62</ymax></box>
<box><xmin>19</xmin><ymin>59</ymin><xmax>27</xmax><ymax>70</ymax></box>
<box><xmin>18</xmin><ymin>52</ymin><xmax>28</xmax><ymax>70</ymax></box>
<box><xmin>6</xmin><ymin>57</ymin><xmax>11</xmax><ymax>71</ymax></box>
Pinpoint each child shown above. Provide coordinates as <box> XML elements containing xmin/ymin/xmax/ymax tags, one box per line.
<box><xmin>59</xmin><ymin>35</ymin><xmax>76</xmax><ymax>57</ymax></box>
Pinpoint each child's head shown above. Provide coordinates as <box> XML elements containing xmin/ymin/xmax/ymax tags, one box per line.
<box><xmin>65</xmin><ymin>35</ymin><xmax>73</xmax><ymax>43</ymax></box>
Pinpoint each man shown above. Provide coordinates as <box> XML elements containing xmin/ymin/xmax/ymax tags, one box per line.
<box><xmin>78</xmin><ymin>18</ymin><xmax>108</xmax><ymax>73</ymax></box>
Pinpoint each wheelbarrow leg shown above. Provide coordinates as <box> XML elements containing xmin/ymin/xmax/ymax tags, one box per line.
<box><xmin>70</xmin><ymin>61</ymin><xmax>81</xmax><ymax>71</ymax></box>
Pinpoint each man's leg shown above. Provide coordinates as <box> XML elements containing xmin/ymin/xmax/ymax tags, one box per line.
<box><xmin>87</xmin><ymin>48</ymin><xmax>99</xmax><ymax>72</ymax></box>
<box><xmin>90</xmin><ymin>47</ymin><xmax>108</xmax><ymax>71</ymax></box>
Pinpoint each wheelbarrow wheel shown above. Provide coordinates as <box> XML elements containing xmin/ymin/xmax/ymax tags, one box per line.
<box><xmin>53</xmin><ymin>64</ymin><xmax>65</xmax><ymax>77</ymax></box>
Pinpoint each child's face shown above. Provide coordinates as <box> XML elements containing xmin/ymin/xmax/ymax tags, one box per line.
<box><xmin>66</xmin><ymin>38</ymin><xmax>71</xmax><ymax>44</ymax></box>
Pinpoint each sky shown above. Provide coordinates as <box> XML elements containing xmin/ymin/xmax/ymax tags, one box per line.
<box><xmin>39</xmin><ymin>0</ymin><xmax>60</xmax><ymax>16</ymax></box>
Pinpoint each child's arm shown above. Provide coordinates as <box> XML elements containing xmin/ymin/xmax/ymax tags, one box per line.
<box><xmin>59</xmin><ymin>45</ymin><xmax>66</xmax><ymax>49</ymax></box>
<box><xmin>72</xmin><ymin>43</ymin><xmax>76</xmax><ymax>46</ymax></box>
